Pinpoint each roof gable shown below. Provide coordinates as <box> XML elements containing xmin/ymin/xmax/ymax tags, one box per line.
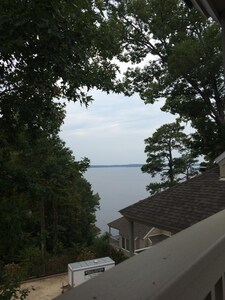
<box><xmin>215</xmin><ymin>151</ymin><xmax>225</xmax><ymax>163</ymax></box>
<box><xmin>120</xmin><ymin>166</ymin><xmax>225</xmax><ymax>232</ymax></box>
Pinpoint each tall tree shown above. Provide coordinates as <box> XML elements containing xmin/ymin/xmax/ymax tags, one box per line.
<box><xmin>0</xmin><ymin>0</ymin><xmax>123</xmax><ymax>270</ymax></box>
<box><xmin>0</xmin><ymin>133</ymin><xmax>100</xmax><ymax>273</ymax></box>
<box><xmin>109</xmin><ymin>0</ymin><xmax>225</xmax><ymax>160</ymax></box>
<box><xmin>141</xmin><ymin>122</ymin><xmax>198</xmax><ymax>194</ymax></box>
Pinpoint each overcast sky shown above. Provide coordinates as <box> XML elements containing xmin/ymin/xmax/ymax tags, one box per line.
<box><xmin>59</xmin><ymin>89</ymin><xmax>178</xmax><ymax>165</ymax></box>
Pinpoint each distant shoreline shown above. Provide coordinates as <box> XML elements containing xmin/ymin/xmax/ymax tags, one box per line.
<box><xmin>90</xmin><ymin>163</ymin><xmax>200</xmax><ymax>169</ymax></box>
<box><xmin>90</xmin><ymin>164</ymin><xmax>143</xmax><ymax>168</ymax></box>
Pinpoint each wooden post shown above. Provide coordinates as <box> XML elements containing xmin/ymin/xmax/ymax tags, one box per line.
<box><xmin>39</xmin><ymin>199</ymin><xmax>46</xmax><ymax>274</ymax></box>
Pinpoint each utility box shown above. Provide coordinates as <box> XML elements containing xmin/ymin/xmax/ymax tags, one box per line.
<box><xmin>68</xmin><ymin>257</ymin><xmax>115</xmax><ymax>287</ymax></box>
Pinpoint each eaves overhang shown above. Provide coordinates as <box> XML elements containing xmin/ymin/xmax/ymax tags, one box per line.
<box><xmin>184</xmin><ymin>0</ymin><xmax>225</xmax><ymax>24</ymax></box>
<box><xmin>122</xmin><ymin>214</ymin><xmax>180</xmax><ymax>234</ymax></box>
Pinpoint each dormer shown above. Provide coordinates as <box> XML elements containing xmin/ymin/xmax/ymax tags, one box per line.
<box><xmin>215</xmin><ymin>152</ymin><xmax>225</xmax><ymax>181</ymax></box>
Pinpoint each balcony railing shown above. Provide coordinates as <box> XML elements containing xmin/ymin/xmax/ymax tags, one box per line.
<box><xmin>109</xmin><ymin>235</ymin><xmax>120</xmax><ymax>248</ymax></box>
<box><xmin>56</xmin><ymin>209</ymin><xmax>225</xmax><ymax>300</ymax></box>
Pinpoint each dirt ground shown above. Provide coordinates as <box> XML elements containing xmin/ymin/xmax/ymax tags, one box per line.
<box><xmin>21</xmin><ymin>273</ymin><xmax>69</xmax><ymax>300</ymax></box>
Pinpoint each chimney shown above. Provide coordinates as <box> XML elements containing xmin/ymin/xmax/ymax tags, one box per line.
<box><xmin>215</xmin><ymin>152</ymin><xmax>225</xmax><ymax>181</ymax></box>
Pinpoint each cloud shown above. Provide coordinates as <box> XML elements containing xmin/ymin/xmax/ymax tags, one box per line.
<box><xmin>60</xmin><ymin>90</ymin><xmax>177</xmax><ymax>164</ymax></box>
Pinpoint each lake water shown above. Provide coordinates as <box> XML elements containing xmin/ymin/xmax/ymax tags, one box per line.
<box><xmin>84</xmin><ymin>167</ymin><xmax>155</xmax><ymax>233</ymax></box>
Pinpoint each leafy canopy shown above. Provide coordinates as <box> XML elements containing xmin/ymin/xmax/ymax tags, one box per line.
<box><xmin>0</xmin><ymin>0</ymin><xmax>125</xmax><ymax>140</ymax></box>
<box><xmin>110</xmin><ymin>0</ymin><xmax>225</xmax><ymax>160</ymax></box>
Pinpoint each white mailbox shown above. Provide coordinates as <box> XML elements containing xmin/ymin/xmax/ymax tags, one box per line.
<box><xmin>68</xmin><ymin>257</ymin><xmax>115</xmax><ymax>287</ymax></box>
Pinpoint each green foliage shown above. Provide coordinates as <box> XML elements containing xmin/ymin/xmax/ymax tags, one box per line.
<box><xmin>0</xmin><ymin>0</ymin><xmax>122</xmax><ymax>107</ymax></box>
<box><xmin>0</xmin><ymin>263</ymin><xmax>29</xmax><ymax>300</ymax></box>
<box><xmin>19</xmin><ymin>246</ymin><xmax>43</xmax><ymax>278</ymax></box>
<box><xmin>75</xmin><ymin>248</ymin><xmax>96</xmax><ymax>262</ymax></box>
<box><xmin>109</xmin><ymin>247</ymin><xmax>128</xmax><ymax>265</ymax></box>
<box><xmin>141</xmin><ymin>122</ymin><xmax>198</xmax><ymax>194</ymax></box>
<box><xmin>91</xmin><ymin>233</ymin><xmax>128</xmax><ymax>265</ymax></box>
<box><xmin>92</xmin><ymin>233</ymin><xmax>111</xmax><ymax>258</ymax></box>
<box><xmin>0</xmin><ymin>134</ymin><xmax>100</xmax><ymax>274</ymax></box>
<box><xmin>111</xmin><ymin>0</ymin><xmax>225</xmax><ymax>160</ymax></box>
<box><xmin>0</xmin><ymin>0</ymin><xmax>122</xmax><ymax>281</ymax></box>
<box><xmin>45</xmin><ymin>255</ymin><xmax>74</xmax><ymax>275</ymax></box>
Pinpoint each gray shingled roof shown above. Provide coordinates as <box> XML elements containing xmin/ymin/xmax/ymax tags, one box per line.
<box><xmin>108</xmin><ymin>217</ymin><xmax>151</xmax><ymax>239</ymax></box>
<box><xmin>120</xmin><ymin>166</ymin><xmax>225</xmax><ymax>233</ymax></box>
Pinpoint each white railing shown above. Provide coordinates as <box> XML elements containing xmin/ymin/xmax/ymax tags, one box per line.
<box><xmin>56</xmin><ymin>209</ymin><xmax>225</xmax><ymax>300</ymax></box>
<box><xmin>134</xmin><ymin>245</ymin><xmax>152</xmax><ymax>254</ymax></box>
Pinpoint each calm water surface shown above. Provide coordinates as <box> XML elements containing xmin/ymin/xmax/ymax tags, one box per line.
<box><xmin>84</xmin><ymin>167</ymin><xmax>156</xmax><ymax>233</ymax></box>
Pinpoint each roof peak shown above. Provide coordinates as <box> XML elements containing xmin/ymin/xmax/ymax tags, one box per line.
<box><xmin>215</xmin><ymin>151</ymin><xmax>225</xmax><ymax>164</ymax></box>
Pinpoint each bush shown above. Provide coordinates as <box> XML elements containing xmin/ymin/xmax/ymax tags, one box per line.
<box><xmin>45</xmin><ymin>255</ymin><xmax>70</xmax><ymax>275</ymax></box>
<box><xmin>19</xmin><ymin>246</ymin><xmax>43</xmax><ymax>278</ymax></box>
<box><xmin>0</xmin><ymin>263</ymin><xmax>29</xmax><ymax>300</ymax></box>
<box><xmin>91</xmin><ymin>233</ymin><xmax>128</xmax><ymax>264</ymax></box>
<box><xmin>75</xmin><ymin>248</ymin><xmax>95</xmax><ymax>262</ymax></box>
<box><xmin>92</xmin><ymin>233</ymin><xmax>110</xmax><ymax>258</ymax></box>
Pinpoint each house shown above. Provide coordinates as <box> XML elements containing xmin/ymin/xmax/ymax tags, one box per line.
<box><xmin>108</xmin><ymin>217</ymin><xmax>171</xmax><ymax>256</ymax></box>
<box><xmin>109</xmin><ymin>152</ymin><xmax>225</xmax><ymax>255</ymax></box>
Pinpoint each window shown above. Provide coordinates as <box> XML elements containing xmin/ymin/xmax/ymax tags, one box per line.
<box><xmin>122</xmin><ymin>237</ymin><xmax>125</xmax><ymax>249</ymax></box>
<box><xmin>122</xmin><ymin>237</ymin><xmax>130</xmax><ymax>251</ymax></box>
<box><xmin>126</xmin><ymin>239</ymin><xmax>130</xmax><ymax>251</ymax></box>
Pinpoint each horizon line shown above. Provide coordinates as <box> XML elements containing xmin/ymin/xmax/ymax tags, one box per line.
<box><xmin>90</xmin><ymin>163</ymin><xmax>144</xmax><ymax>167</ymax></box>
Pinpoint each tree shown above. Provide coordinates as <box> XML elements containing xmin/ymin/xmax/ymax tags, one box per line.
<box><xmin>0</xmin><ymin>0</ymin><xmax>125</xmax><ymax>151</ymax></box>
<box><xmin>141</xmin><ymin>122</ymin><xmax>198</xmax><ymax>194</ymax></box>
<box><xmin>110</xmin><ymin>0</ymin><xmax>225</xmax><ymax>161</ymax></box>
<box><xmin>0</xmin><ymin>133</ymin><xmax>100</xmax><ymax>275</ymax></box>
<box><xmin>0</xmin><ymin>0</ymin><xmax>122</xmax><ymax>274</ymax></box>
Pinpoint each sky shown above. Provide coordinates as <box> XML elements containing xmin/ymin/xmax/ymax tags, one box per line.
<box><xmin>59</xmin><ymin>89</ymin><xmax>178</xmax><ymax>165</ymax></box>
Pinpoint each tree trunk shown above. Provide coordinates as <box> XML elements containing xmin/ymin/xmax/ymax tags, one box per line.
<box><xmin>39</xmin><ymin>199</ymin><xmax>46</xmax><ymax>275</ymax></box>
<box><xmin>168</xmin><ymin>142</ymin><xmax>174</xmax><ymax>183</ymax></box>
<box><xmin>52</xmin><ymin>199</ymin><xmax>58</xmax><ymax>255</ymax></box>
